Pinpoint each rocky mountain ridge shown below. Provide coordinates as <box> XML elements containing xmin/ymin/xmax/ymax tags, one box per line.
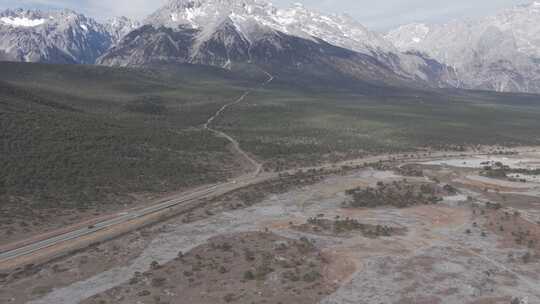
<box><xmin>99</xmin><ymin>0</ymin><xmax>458</xmax><ymax>88</ymax></box>
<box><xmin>385</xmin><ymin>1</ymin><xmax>540</xmax><ymax>93</ymax></box>
<box><xmin>1</xmin><ymin>1</ymin><xmax>540</xmax><ymax>93</ymax></box>
<box><xmin>0</xmin><ymin>8</ymin><xmax>137</xmax><ymax>64</ymax></box>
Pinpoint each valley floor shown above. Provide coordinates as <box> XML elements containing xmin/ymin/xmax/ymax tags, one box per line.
<box><xmin>2</xmin><ymin>62</ymin><xmax>540</xmax><ymax>304</ymax></box>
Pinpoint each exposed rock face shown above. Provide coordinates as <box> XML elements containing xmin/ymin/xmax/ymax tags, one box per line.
<box><xmin>0</xmin><ymin>9</ymin><xmax>136</xmax><ymax>64</ymax></box>
<box><xmin>104</xmin><ymin>16</ymin><xmax>141</xmax><ymax>43</ymax></box>
<box><xmin>6</xmin><ymin>1</ymin><xmax>540</xmax><ymax>93</ymax></box>
<box><xmin>386</xmin><ymin>2</ymin><xmax>540</xmax><ymax>93</ymax></box>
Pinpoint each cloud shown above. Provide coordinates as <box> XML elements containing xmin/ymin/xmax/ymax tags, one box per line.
<box><xmin>273</xmin><ymin>0</ymin><xmax>531</xmax><ymax>29</ymax></box>
<box><xmin>0</xmin><ymin>0</ymin><xmax>167</xmax><ymax>20</ymax></box>
<box><xmin>82</xmin><ymin>0</ymin><xmax>168</xmax><ymax>20</ymax></box>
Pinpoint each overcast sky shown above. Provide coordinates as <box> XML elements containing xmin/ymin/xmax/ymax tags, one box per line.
<box><xmin>0</xmin><ymin>0</ymin><xmax>531</xmax><ymax>30</ymax></box>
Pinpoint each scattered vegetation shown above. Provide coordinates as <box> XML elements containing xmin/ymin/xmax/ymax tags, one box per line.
<box><xmin>395</xmin><ymin>164</ymin><xmax>425</xmax><ymax>177</ymax></box>
<box><xmin>294</xmin><ymin>216</ymin><xmax>402</xmax><ymax>238</ymax></box>
<box><xmin>210</xmin><ymin>167</ymin><xmax>352</xmax><ymax>210</ymax></box>
<box><xmin>215</xmin><ymin>83</ymin><xmax>540</xmax><ymax>170</ymax></box>
<box><xmin>480</xmin><ymin>161</ymin><xmax>540</xmax><ymax>181</ymax></box>
<box><xmin>481</xmin><ymin>162</ymin><xmax>512</xmax><ymax>179</ymax></box>
<box><xmin>93</xmin><ymin>232</ymin><xmax>333</xmax><ymax>304</ymax></box>
<box><xmin>0</xmin><ymin>62</ymin><xmax>254</xmax><ymax>215</ymax></box>
<box><xmin>344</xmin><ymin>181</ymin><xmax>444</xmax><ymax>209</ymax></box>
<box><xmin>471</xmin><ymin>204</ymin><xmax>540</xmax><ymax>264</ymax></box>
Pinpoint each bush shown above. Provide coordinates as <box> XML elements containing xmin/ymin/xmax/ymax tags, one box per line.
<box><xmin>223</xmin><ymin>293</ymin><xmax>236</xmax><ymax>303</ymax></box>
<box><xmin>345</xmin><ymin>182</ymin><xmax>442</xmax><ymax>208</ymax></box>
<box><xmin>243</xmin><ymin>270</ymin><xmax>255</xmax><ymax>281</ymax></box>
<box><xmin>302</xmin><ymin>270</ymin><xmax>321</xmax><ymax>282</ymax></box>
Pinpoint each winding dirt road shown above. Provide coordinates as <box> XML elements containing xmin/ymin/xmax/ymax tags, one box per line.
<box><xmin>204</xmin><ymin>70</ymin><xmax>274</xmax><ymax>177</ymax></box>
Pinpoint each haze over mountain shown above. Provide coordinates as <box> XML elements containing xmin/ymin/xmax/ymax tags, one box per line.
<box><xmin>0</xmin><ymin>0</ymin><xmax>539</xmax><ymax>93</ymax></box>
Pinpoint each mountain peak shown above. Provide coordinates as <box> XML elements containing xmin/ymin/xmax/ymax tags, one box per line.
<box><xmin>385</xmin><ymin>23</ymin><xmax>430</xmax><ymax>50</ymax></box>
<box><xmin>163</xmin><ymin>0</ymin><xmax>270</xmax><ymax>9</ymax></box>
<box><xmin>106</xmin><ymin>16</ymin><xmax>141</xmax><ymax>41</ymax></box>
<box><xmin>0</xmin><ymin>8</ymin><xmax>49</xmax><ymax>27</ymax></box>
<box><xmin>146</xmin><ymin>0</ymin><xmax>393</xmax><ymax>54</ymax></box>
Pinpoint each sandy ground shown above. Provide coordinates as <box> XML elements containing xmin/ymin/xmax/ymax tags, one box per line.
<box><xmin>2</xmin><ymin>153</ymin><xmax>540</xmax><ymax>304</ymax></box>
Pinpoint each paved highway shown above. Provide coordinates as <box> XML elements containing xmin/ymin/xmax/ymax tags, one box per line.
<box><xmin>0</xmin><ymin>182</ymin><xmax>230</xmax><ymax>262</ymax></box>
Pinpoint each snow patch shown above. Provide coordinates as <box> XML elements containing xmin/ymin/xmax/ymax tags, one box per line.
<box><xmin>0</xmin><ymin>16</ymin><xmax>45</xmax><ymax>27</ymax></box>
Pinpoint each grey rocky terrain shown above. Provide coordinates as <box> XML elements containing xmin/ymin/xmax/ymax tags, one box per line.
<box><xmin>386</xmin><ymin>2</ymin><xmax>540</xmax><ymax>93</ymax></box>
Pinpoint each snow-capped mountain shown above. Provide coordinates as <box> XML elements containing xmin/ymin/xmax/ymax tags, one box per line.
<box><xmin>99</xmin><ymin>0</ymin><xmax>457</xmax><ymax>88</ymax></box>
<box><xmin>12</xmin><ymin>0</ymin><xmax>540</xmax><ymax>93</ymax></box>
<box><xmin>145</xmin><ymin>0</ymin><xmax>394</xmax><ymax>54</ymax></box>
<box><xmin>386</xmin><ymin>2</ymin><xmax>540</xmax><ymax>93</ymax></box>
<box><xmin>0</xmin><ymin>9</ymin><xmax>136</xmax><ymax>64</ymax></box>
